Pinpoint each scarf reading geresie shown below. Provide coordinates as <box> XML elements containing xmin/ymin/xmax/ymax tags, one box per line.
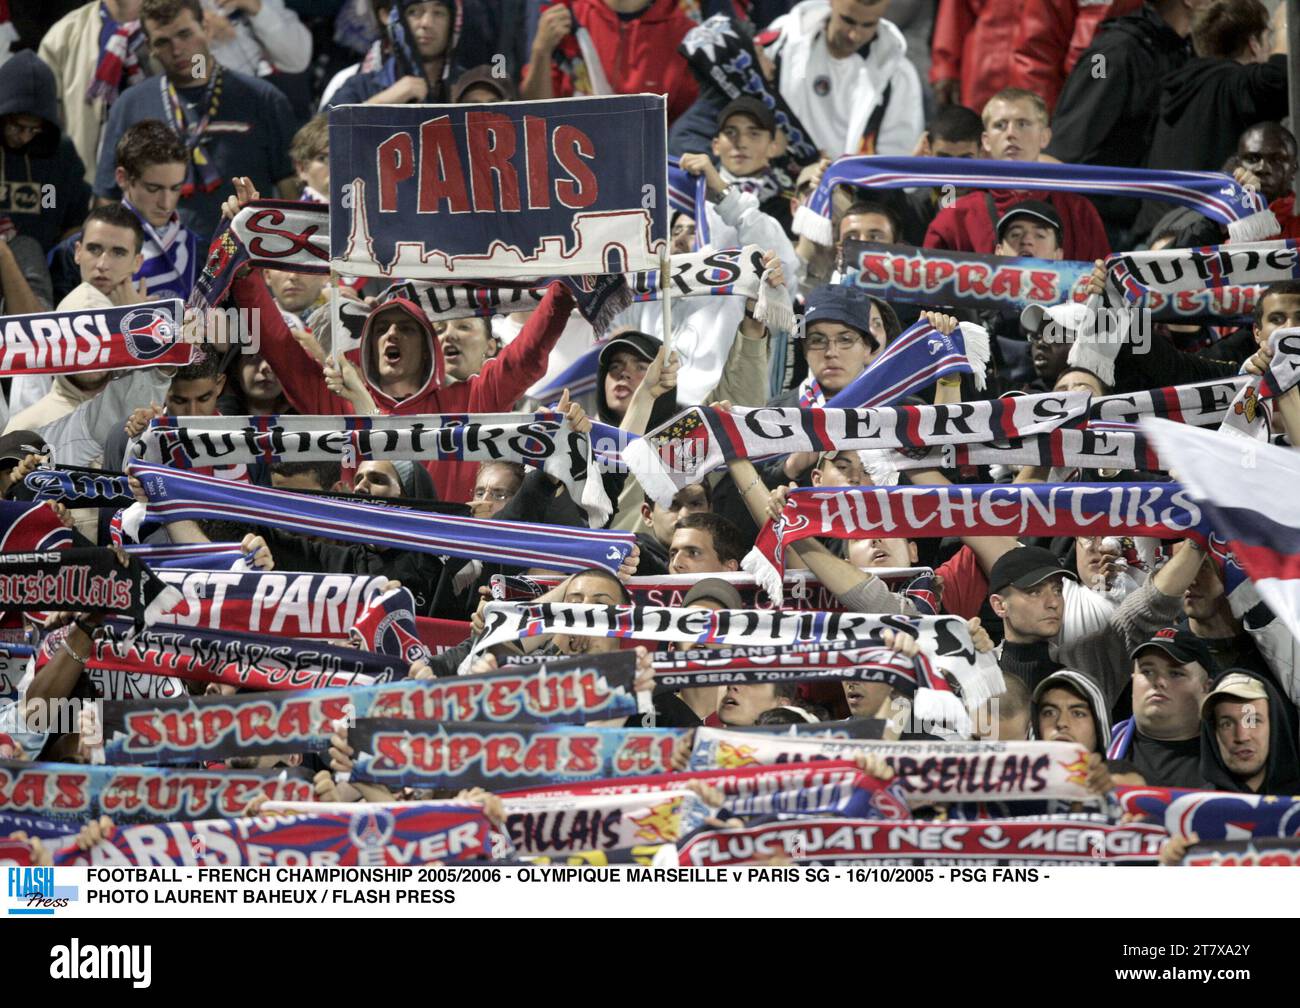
<box><xmin>0</xmin><ymin>299</ymin><xmax>191</xmax><ymax>376</ymax></box>
<box><xmin>625</xmin><ymin>388</ymin><xmax>1088</xmax><ymax>507</ymax></box>
<box><xmin>470</xmin><ymin>602</ymin><xmax>1003</xmax><ymax>707</ymax></box>
<box><xmin>748</xmin><ymin>482</ymin><xmax>1205</xmax><ymax>601</ymax></box>
<box><xmin>796</xmin><ymin>317</ymin><xmax>991</xmax><ymax>411</ymax></box>
<box><xmin>795</xmin><ymin>156</ymin><xmax>1278</xmax><ymax>246</ymax></box>
<box><xmin>188</xmin><ymin>199</ymin><xmax>330</xmax><ymax>311</ymax></box>
<box><xmin>137</xmin><ymin>411</ymin><xmax>614</xmax><ymax>526</ymax></box>
<box><xmin>126</xmin><ymin>460</ymin><xmax>637</xmax><ymax>576</ymax></box>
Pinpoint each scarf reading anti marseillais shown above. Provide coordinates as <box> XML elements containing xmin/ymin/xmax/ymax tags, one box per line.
<box><xmin>138</xmin><ymin>412</ymin><xmax>614</xmax><ymax>527</ymax></box>
<box><xmin>795</xmin><ymin>156</ymin><xmax>1277</xmax><ymax>246</ymax></box>
<box><xmin>624</xmin><ymin>389</ymin><xmax>1088</xmax><ymax>507</ymax></box>
<box><xmin>749</xmin><ymin>482</ymin><xmax>1204</xmax><ymax>600</ymax></box>
<box><xmin>127</xmin><ymin>461</ymin><xmax>637</xmax><ymax>577</ymax></box>
<box><xmin>470</xmin><ymin>603</ymin><xmax>1002</xmax><ymax>707</ymax></box>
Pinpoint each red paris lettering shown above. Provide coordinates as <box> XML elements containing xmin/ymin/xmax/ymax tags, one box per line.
<box><xmin>417</xmin><ymin>116</ymin><xmax>471</xmax><ymax>214</ymax></box>
<box><xmin>523</xmin><ymin>115</ymin><xmax>551</xmax><ymax>210</ymax></box>
<box><xmin>553</xmin><ymin>125</ymin><xmax>598</xmax><ymax>208</ymax></box>
<box><xmin>466</xmin><ymin>110</ymin><xmax>520</xmax><ymax>213</ymax></box>
<box><xmin>377</xmin><ymin>133</ymin><xmax>414</xmax><ymax>213</ymax></box>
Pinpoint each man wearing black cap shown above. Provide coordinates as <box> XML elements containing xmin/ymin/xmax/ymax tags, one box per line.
<box><xmin>993</xmin><ymin>200</ymin><xmax>1065</xmax><ymax>261</ymax></box>
<box><xmin>1105</xmin><ymin>626</ymin><xmax>1215</xmax><ymax>788</ymax></box>
<box><xmin>989</xmin><ymin>546</ymin><xmax>1076</xmax><ymax>691</ymax></box>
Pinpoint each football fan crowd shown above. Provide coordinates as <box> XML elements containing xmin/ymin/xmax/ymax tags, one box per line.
<box><xmin>0</xmin><ymin>0</ymin><xmax>1298</xmax><ymax>872</ymax></box>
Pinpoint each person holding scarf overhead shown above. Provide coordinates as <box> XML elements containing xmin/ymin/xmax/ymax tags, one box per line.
<box><xmin>92</xmin><ymin>0</ymin><xmax>298</xmax><ymax>241</ymax></box>
<box><xmin>327</xmin><ymin>0</ymin><xmax>463</xmax><ymax>108</ymax></box>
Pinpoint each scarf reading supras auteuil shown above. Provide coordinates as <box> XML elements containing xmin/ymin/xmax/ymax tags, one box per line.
<box><xmin>795</xmin><ymin>156</ymin><xmax>1277</xmax><ymax>246</ymax></box>
<box><xmin>126</xmin><ymin>461</ymin><xmax>637</xmax><ymax>577</ymax></box>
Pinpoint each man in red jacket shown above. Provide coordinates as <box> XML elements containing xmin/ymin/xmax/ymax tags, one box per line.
<box><xmin>923</xmin><ymin>88</ymin><xmax>1111</xmax><ymax>262</ymax></box>
<box><xmin>521</xmin><ymin>0</ymin><xmax>698</xmax><ymax>123</ymax></box>
<box><xmin>230</xmin><ymin>272</ymin><xmax>576</xmax><ymax>506</ymax></box>
<box><xmin>930</xmin><ymin>0</ymin><xmax>1020</xmax><ymax>114</ymax></box>
<box><xmin>1010</xmin><ymin>0</ymin><xmax>1142</xmax><ymax>113</ymax></box>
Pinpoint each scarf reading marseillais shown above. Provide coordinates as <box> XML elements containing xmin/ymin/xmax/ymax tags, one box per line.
<box><xmin>0</xmin><ymin>548</ymin><xmax>179</xmax><ymax>624</ymax></box>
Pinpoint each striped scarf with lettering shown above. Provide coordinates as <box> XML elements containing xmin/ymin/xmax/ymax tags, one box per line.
<box><xmin>795</xmin><ymin>157</ymin><xmax>1278</xmax><ymax>246</ymax></box>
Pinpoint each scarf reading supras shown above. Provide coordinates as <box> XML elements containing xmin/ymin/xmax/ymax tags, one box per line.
<box><xmin>845</xmin><ymin>240</ymin><xmax>1260</xmax><ymax>322</ymax></box>
<box><xmin>138</xmin><ymin>411</ymin><xmax>613</xmax><ymax>526</ymax></box>
<box><xmin>624</xmin><ymin>389</ymin><xmax>1088</xmax><ymax>506</ymax></box>
<box><xmin>748</xmin><ymin>482</ymin><xmax>1204</xmax><ymax>601</ymax></box>
<box><xmin>471</xmin><ymin>602</ymin><xmax>1003</xmax><ymax>707</ymax></box>
<box><xmin>87</xmin><ymin>11</ymin><xmax>145</xmax><ymax>105</ymax></box>
<box><xmin>189</xmin><ymin>200</ymin><xmax>330</xmax><ymax>311</ymax></box>
<box><xmin>797</xmin><ymin>318</ymin><xmax>991</xmax><ymax>411</ymax></box>
<box><xmin>127</xmin><ymin>460</ymin><xmax>637</xmax><ymax>576</ymax></box>
<box><xmin>795</xmin><ymin>156</ymin><xmax>1278</xmax><ymax>246</ymax></box>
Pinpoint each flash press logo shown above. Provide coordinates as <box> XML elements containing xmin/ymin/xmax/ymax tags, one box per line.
<box><xmin>50</xmin><ymin>940</ymin><xmax>152</xmax><ymax>988</ymax></box>
<box><xmin>6</xmin><ymin>866</ymin><xmax>79</xmax><ymax>916</ymax></box>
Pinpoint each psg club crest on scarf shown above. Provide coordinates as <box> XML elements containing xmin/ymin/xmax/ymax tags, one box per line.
<box><xmin>120</xmin><ymin>306</ymin><xmax>177</xmax><ymax>362</ymax></box>
<box><xmin>328</xmin><ymin>95</ymin><xmax>668</xmax><ymax>279</ymax></box>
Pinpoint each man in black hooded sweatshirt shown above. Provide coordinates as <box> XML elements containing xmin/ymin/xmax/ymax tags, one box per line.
<box><xmin>0</xmin><ymin>51</ymin><xmax>92</xmax><ymax>252</ymax></box>
<box><xmin>1136</xmin><ymin>0</ymin><xmax>1288</xmax><ymax>235</ymax></box>
<box><xmin>1200</xmin><ymin>669</ymin><xmax>1300</xmax><ymax>796</ymax></box>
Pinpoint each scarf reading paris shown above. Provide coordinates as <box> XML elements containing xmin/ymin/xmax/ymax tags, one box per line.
<box><xmin>748</xmin><ymin>482</ymin><xmax>1205</xmax><ymax>602</ymax></box>
<box><xmin>0</xmin><ymin>548</ymin><xmax>180</xmax><ymax>623</ymax></box>
<box><xmin>624</xmin><ymin>389</ymin><xmax>1089</xmax><ymax>507</ymax></box>
<box><xmin>470</xmin><ymin>603</ymin><xmax>1003</xmax><ymax>707</ymax></box>
<box><xmin>126</xmin><ymin>461</ymin><xmax>636</xmax><ymax>576</ymax></box>
<box><xmin>795</xmin><ymin>156</ymin><xmax>1277</xmax><ymax>246</ymax></box>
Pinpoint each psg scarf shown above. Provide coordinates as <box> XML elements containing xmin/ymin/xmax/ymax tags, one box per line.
<box><xmin>55</xmin><ymin>803</ymin><xmax>497</xmax><ymax>866</ymax></box>
<box><xmin>0</xmin><ymin>548</ymin><xmax>179</xmax><ymax>623</ymax></box>
<box><xmin>0</xmin><ymin>759</ymin><xmax>315</xmax><ymax>825</ymax></box>
<box><xmin>501</xmin><ymin>789</ymin><xmax>713</xmax><ymax>855</ymax></box>
<box><xmin>21</xmin><ymin>467</ymin><xmax>135</xmax><ymax>509</ymax></box>
<box><xmin>139</xmin><ymin>412</ymin><xmax>613</xmax><ymax>526</ymax></box>
<box><xmin>128</xmin><ymin>460</ymin><xmax>638</xmax><ymax>577</ymax></box>
<box><xmin>796</xmin><ymin>156</ymin><xmax>1277</xmax><ymax>246</ymax></box>
<box><xmin>0</xmin><ymin>299</ymin><xmax>190</xmax><ymax>375</ymax></box>
<box><xmin>624</xmin><ymin>390</ymin><xmax>1088</xmax><ymax>506</ymax></box>
<box><xmin>749</xmin><ymin>482</ymin><xmax>1204</xmax><ymax>598</ymax></box>
<box><xmin>349</xmin><ymin>586</ymin><xmax>432</xmax><ymax>665</ymax></box>
<box><xmin>846</xmin><ymin>240</ymin><xmax>1259</xmax><ymax>322</ymax></box>
<box><xmin>471</xmin><ymin>603</ymin><xmax>1001</xmax><ymax>707</ymax></box>
<box><xmin>884</xmin><ymin>425</ymin><xmax>1164</xmax><ymax>475</ymax></box>
<box><xmin>0</xmin><ymin>501</ymin><xmax>75</xmax><ymax>555</ymax></box>
<box><xmin>1181</xmin><ymin>838</ymin><xmax>1300</xmax><ymax>867</ymax></box>
<box><xmin>1107</xmin><ymin>239</ymin><xmax>1300</xmax><ymax>302</ymax></box>
<box><xmin>677</xmin><ymin>817</ymin><xmax>1166</xmax><ymax>866</ymax></box>
<box><xmin>188</xmin><ymin>200</ymin><xmax>330</xmax><ymax>311</ymax></box>
<box><xmin>348</xmin><ymin>719</ymin><xmax>684</xmax><ymax>790</ymax></box>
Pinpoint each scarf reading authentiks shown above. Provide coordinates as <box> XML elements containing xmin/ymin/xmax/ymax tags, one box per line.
<box><xmin>139</xmin><ymin>411</ymin><xmax>613</xmax><ymax>526</ymax></box>
<box><xmin>748</xmin><ymin>482</ymin><xmax>1203</xmax><ymax>600</ymax></box>
<box><xmin>796</xmin><ymin>318</ymin><xmax>991</xmax><ymax>411</ymax></box>
<box><xmin>87</xmin><ymin>9</ymin><xmax>145</xmax><ymax>105</ymax></box>
<box><xmin>1106</xmin><ymin>239</ymin><xmax>1300</xmax><ymax>303</ymax></box>
<box><xmin>795</xmin><ymin>156</ymin><xmax>1278</xmax><ymax>246</ymax></box>
<box><xmin>188</xmin><ymin>199</ymin><xmax>330</xmax><ymax>311</ymax></box>
<box><xmin>127</xmin><ymin>461</ymin><xmax>637</xmax><ymax>576</ymax></box>
<box><xmin>625</xmin><ymin>389</ymin><xmax>1086</xmax><ymax>506</ymax></box>
<box><xmin>470</xmin><ymin>603</ymin><xmax>1002</xmax><ymax>707</ymax></box>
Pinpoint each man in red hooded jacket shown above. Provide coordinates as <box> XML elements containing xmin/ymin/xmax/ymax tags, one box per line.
<box><xmin>521</xmin><ymin>0</ymin><xmax>698</xmax><ymax>123</ymax></box>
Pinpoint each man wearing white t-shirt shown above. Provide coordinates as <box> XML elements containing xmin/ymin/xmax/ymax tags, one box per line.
<box><xmin>758</xmin><ymin>0</ymin><xmax>923</xmax><ymax>157</ymax></box>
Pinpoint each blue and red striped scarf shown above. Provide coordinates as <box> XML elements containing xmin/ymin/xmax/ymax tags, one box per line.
<box><xmin>796</xmin><ymin>157</ymin><xmax>1278</xmax><ymax>246</ymax></box>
